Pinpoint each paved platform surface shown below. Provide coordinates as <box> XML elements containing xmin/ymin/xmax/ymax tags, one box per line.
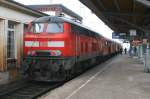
<box><xmin>0</xmin><ymin>72</ymin><xmax>9</xmax><ymax>85</ymax></box>
<box><xmin>39</xmin><ymin>55</ymin><xmax>150</xmax><ymax>99</ymax></box>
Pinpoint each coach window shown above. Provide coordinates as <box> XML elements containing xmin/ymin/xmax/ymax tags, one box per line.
<box><xmin>81</xmin><ymin>43</ymin><xmax>84</xmax><ymax>53</ymax></box>
<box><xmin>7</xmin><ymin>21</ymin><xmax>16</xmax><ymax>68</ymax></box>
<box><xmin>85</xmin><ymin>42</ymin><xmax>88</xmax><ymax>52</ymax></box>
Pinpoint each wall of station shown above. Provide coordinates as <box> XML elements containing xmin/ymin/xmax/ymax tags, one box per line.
<box><xmin>0</xmin><ymin>3</ymin><xmax>45</xmax><ymax>83</ymax></box>
<box><xmin>0</xmin><ymin>6</ymin><xmax>37</xmax><ymax>23</ymax></box>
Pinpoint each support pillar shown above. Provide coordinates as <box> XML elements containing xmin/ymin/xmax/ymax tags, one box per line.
<box><xmin>8</xmin><ymin>23</ymin><xmax>24</xmax><ymax>82</ymax></box>
<box><xmin>144</xmin><ymin>33</ymin><xmax>150</xmax><ymax>72</ymax></box>
<box><xmin>137</xmin><ymin>45</ymin><xmax>140</xmax><ymax>58</ymax></box>
<box><xmin>16</xmin><ymin>23</ymin><xmax>24</xmax><ymax>67</ymax></box>
<box><xmin>0</xmin><ymin>19</ymin><xmax>7</xmax><ymax>72</ymax></box>
<box><xmin>138</xmin><ymin>44</ymin><xmax>144</xmax><ymax>63</ymax></box>
<box><xmin>0</xmin><ymin>19</ymin><xmax>9</xmax><ymax>84</ymax></box>
<box><xmin>144</xmin><ymin>44</ymin><xmax>150</xmax><ymax>72</ymax></box>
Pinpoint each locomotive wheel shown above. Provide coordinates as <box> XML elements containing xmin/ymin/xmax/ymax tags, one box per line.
<box><xmin>51</xmin><ymin>63</ymin><xmax>60</xmax><ymax>72</ymax></box>
<box><xmin>39</xmin><ymin>66</ymin><xmax>51</xmax><ymax>80</ymax></box>
<box><xmin>30</xmin><ymin>61</ymin><xmax>52</xmax><ymax>81</ymax></box>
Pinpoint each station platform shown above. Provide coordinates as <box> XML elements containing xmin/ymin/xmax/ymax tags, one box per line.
<box><xmin>0</xmin><ymin>72</ymin><xmax>9</xmax><ymax>85</ymax></box>
<box><xmin>39</xmin><ymin>55</ymin><xmax>150</xmax><ymax>99</ymax></box>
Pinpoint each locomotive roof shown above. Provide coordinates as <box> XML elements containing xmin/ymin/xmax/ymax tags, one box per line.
<box><xmin>32</xmin><ymin>16</ymin><xmax>120</xmax><ymax>44</ymax></box>
<box><xmin>33</xmin><ymin>16</ymin><xmax>101</xmax><ymax>36</ymax></box>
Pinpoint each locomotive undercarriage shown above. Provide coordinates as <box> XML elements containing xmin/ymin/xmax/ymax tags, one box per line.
<box><xmin>21</xmin><ymin>52</ymin><xmax>119</xmax><ymax>82</ymax></box>
<box><xmin>22</xmin><ymin>57</ymin><xmax>76</xmax><ymax>82</ymax></box>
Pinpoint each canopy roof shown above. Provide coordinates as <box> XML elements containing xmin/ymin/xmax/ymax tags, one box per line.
<box><xmin>79</xmin><ymin>0</ymin><xmax>150</xmax><ymax>39</ymax></box>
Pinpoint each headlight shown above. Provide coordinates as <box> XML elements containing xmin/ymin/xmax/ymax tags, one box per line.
<box><xmin>27</xmin><ymin>51</ymin><xmax>36</xmax><ymax>56</ymax></box>
<box><xmin>27</xmin><ymin>51</ymin><xmax>31</xmax><ymax>56</ymax></box>
<box><xmin>55</xmin><ymin>50</ymin><xmax>62</xmax><ymax>56</ymax></box>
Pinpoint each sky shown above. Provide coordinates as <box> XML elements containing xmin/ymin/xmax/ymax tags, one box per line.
<box><xmin>14</xmin><ymin>0</ymin><xmax>114</xmax><ymax>39</ymax></box>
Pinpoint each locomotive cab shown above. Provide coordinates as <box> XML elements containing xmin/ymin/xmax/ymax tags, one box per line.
<box><xmin>23</xmin><ymin>16</ymin><xmax>74</xmax><ymax>81</ymax></box>
<box><xmin>24</xmin><ymin>21</ymin><xmax>68</xmax><ymax>57</ymax></box>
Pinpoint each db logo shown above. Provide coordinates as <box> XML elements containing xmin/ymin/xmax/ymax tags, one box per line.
<box><xmin>40</xmin><ymin>42</ymin><xmax>47</xmax><ymax>47</ymax></box>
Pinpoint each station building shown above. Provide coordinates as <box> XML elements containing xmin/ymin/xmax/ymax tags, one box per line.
<box><xmin>28</xmin><ymin>4</ymin><xmax>83</xmax><ymax>22</ymax></box>
<box><xmin>0</xmin><ymin>0</ymin><xmax>47</xmax><ymax>84</ymax></box>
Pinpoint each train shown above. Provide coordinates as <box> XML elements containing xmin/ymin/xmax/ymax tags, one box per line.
<box><xmin>22</xmin><ymin>16</ymin><xmax>122</xmax><ymax>82</ymax></box>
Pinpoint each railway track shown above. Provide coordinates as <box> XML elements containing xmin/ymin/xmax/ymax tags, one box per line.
<box><xmin>0</xmin><ymin>56</ymin><xmax>116</xmax><ymax>99</ymax></box>
<box><xmin>0</xmin><ymin>80</ymin><xmax>63</xmax><ymax>99</ymax></box>
<box><xmin>0</xmin><ymin>65</ymin><xmax>99</xmax><ymax>99</ymax></box>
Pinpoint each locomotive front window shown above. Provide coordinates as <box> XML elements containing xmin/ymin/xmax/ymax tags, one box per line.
<box><xmin>46</xmin><ymin>23</ymin><xmax>63</xmax><ymax>33</ymax></box>
<box><xmin>30</xmin><ymin>23</ymin><xmax>44</xmax><ymax>33</ymax></box>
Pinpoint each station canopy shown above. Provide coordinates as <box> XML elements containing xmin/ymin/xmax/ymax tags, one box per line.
<box><xmin>79</xmin><ymin>0</ymin><xmax>150</xmax><ymax>40</ymax></box>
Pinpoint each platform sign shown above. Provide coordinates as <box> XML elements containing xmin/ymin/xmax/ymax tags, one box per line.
<box><xmin>129</xmin><ymin>29</ymin><xmax>136</xmax><ymax>36</ymax></box>
<box><xmin>112</xmin><ymin>32</ymin><xmax>119</xmax><ymax>39</ymax></box>
<box><xmin>119</xmin><ymin>33</ymin><xmax>126</xmax><ymax>36</ymax></box>
<box><xmin>119</xmin><ymin>33</ymin><xmax>127</xmax><ymax>39</ymax></box>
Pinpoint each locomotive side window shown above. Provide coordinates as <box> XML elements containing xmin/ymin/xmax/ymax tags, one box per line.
<box><xmin>71</xmin><ymin>24</ymin><xmax>79</xmax><ymax>34</ymax></box>
<box><xmin>46</xmin><ymin>23</ymin><xmax>63</xmax><ymax>33</ymax></box>
<box><xmin>71</xmin><ymin>24</ymin><xmax>89</xmax><ymax>36</ymax></box>
<box><xmin>30</xmin><ymin>23</ymin><xmax>44</xmax><ymax>33</ymax></box>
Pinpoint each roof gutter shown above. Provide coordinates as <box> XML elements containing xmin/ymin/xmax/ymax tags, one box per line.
<box><xmin>0</xmin><ymin>0</ymin><xmax>48</xmax><ymax>17</ymax></box>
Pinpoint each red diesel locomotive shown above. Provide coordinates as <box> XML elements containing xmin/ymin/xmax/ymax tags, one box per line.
<box><xmin>23</xmin><ymin>16</ymin><xmax>121</xmax><ymax>81</ymax></box>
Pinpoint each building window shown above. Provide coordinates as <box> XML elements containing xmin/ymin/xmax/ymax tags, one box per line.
<box><xmin>7</xmin><ymin>21</ymin><xmax>15</xmax><ymax>59</ymax></box>
<box><xmin>24</xmin><ymin>24</ymin><xmax>28</xmax><ymax>33</ymax></box>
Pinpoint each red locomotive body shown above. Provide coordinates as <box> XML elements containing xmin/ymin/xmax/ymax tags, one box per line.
<box><xmin>23</xmin><ymin>16</ymin><xmax>121</xmax><ymax>81</ymax></box>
